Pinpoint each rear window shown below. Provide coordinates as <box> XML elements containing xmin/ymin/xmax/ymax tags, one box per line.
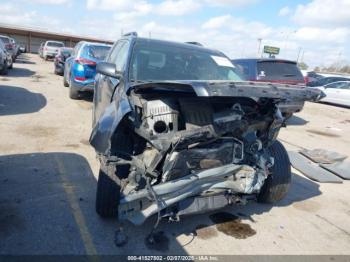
<box><xmin>257</xmin><ymin>61</ymin><xmax>304</xmax><ymax>81</ymax></box>
<box><xmin>0</xmin><ymin>37</ymin><xmax>10</xmax><ymax>44</ymax></box>
<box><xmin>60</xmin><ymin>48</ymin><xmax>72</xmax><ymax>56</ymax></box>
<box><xmin>47</xmin><ymin>42</ymin><xmax>64</xmax><ymax>47</ymax></box>
<box><xmin>83</xmin><ymin>45</ymin><xmax>111</xmax><ymax>60</ymax></box>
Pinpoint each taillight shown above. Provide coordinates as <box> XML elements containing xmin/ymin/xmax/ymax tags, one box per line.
<box><xmin>75</xmin><ymin>76</ymin><xmax>86</xmax><ymax>81</ymax></box>
<box><xmin>304</xmin><ymin>76</ymin><xmax>309</xmax><ymax>84</ymax></box>
<box><xmin>75</xmin><ymin>58</ymin><xmax>96</xmax><ymax>66</ymax></box>
<box><xmin>5</xmin><ymin>43</ymin><xmax>13</xmax><ymax>49</ymax></box>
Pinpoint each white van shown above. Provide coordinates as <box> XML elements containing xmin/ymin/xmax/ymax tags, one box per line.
<box><xmin>42</xmin><ymin>40</ymin><xmax>65</xmax><ymax>60</ymax></box>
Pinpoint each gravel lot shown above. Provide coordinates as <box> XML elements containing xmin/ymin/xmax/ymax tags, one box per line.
<box><xmin>1</xmin><ymin>53</ymin><xmax>350</xmax><ymax>255</ymax></box>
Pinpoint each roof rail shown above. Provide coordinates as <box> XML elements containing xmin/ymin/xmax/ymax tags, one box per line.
<box><xmin>123</xmin><ymin>32</ymin><xmax>138</xmax><ymax>37</ymax></box>
<box><xmin>185</xmin><ymin>41</ymin><xmax>203</xmax><ymax>46</ymax></box>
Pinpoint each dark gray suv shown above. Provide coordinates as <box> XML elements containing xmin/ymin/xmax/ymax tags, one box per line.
<box><xmin>90</xmin><ymin>34</ymin><xmax>322</xmax><ymax>226</ymax></box>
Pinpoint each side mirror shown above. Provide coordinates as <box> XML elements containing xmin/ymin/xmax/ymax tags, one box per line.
<box><xmin>97</xmin><ymin>62</ymin><xmax>121</xmax><ymax>79</ymax></box>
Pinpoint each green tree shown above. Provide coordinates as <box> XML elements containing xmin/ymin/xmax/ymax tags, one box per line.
<box><xmin>298</xmin><ymin>62</ymin><xmax>309</xmax><ymax>70</ymax></box>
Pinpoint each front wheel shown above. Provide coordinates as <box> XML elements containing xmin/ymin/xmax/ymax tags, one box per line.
<box><xmin>0</xmin><ymin>61</ymin><xmax>8</xmax><ymax>75</ymax></box>
<box><xmin>96</xmin><ymin>164</ymin><xmax>121</xmax><ymax>218</ymax></box>
<box><xmin>257</xmin><ymin>140</ymin><xmax>291</xmax><ymax>203</ymax></box>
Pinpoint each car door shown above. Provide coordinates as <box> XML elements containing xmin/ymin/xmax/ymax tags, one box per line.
<box><xmin>93</xmin><ymin>40</ymin><xmax>130</xmax><ymax>126</ymax></box>
<box><xmin>337</xmin><ymin>82</ymin><xmax>350</xmax><ymax>106</ymax></box>
<box><xmin>323</xmin><ymin>82</ymin><xmax>346</xmax><ymax>105</ymax></box>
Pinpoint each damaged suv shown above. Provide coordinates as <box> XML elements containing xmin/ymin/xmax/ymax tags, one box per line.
<box><xmin>90</xmin><ymin>34</ymin><xmax>322</xmax><ymax>225</ymax></box>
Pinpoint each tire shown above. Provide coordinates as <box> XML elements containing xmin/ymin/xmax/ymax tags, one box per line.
<box><xmin>69</xmin><ymin>84</ymin><xmax>80</xmax><ymax>99</ymax></box>
<box><xmin>257</xmin><ymin>140</ymin><xmax>291</xmax><ymax>203</ymax></box>
<box><xmin>63</xmin><ymin>72</ymin><xmax>69</xmax><ymax>87</ymax></box>
<box><xmin>95</xmin><ymin>124</ymin><xmax>133</xmax><ymax>218</ymax></box>
<box><xmin>0</xmin><ymin>61</ymin><xmax>8</xmax><ymax>75</ymax></box>
<box><xmin>96</xmin><ymin>164</ymin><xmax>121</xmax><ymax>218</ymax></box>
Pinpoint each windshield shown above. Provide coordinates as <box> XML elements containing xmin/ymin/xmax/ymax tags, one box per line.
<box><xmin>257</xmin><ymin>61</ymin><xmax>304</xmax><ymax>81</ymax></box>
<box><xmin>0</xmin><ymin>37</ymin><xmax>10</xmax><ymax>44</ymax></box>
<box><xmin>129</xmin><ymin>41</ymin><xmax>242</xmax><ymax>82</ymax></box>
<box><xmin>83</xmin><ymin>45</ymin><xmax>110</xmax><ymax>60</ymax></box>
<box><xmin>47</xmin><ymin>42</ymin><xmax>64</xmax><ymax>47</ymax></box>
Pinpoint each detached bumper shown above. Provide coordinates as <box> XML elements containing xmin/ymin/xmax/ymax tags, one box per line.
<box><xmin>278</xmin><ymin>100</ymin><xmax>305</xmax><ymax>114</ymax></box>
<box><xmin>118</xmin><ymin>164</ymin><xmax>262</xmax><ymax>225</ymax></box>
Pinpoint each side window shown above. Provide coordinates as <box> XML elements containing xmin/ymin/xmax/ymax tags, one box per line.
<box><xmin>107</xmin><ymin>41</ymin><xmax>123</xmax><ymax>63</ymax></box>
<box><xmin>107</xmin><ymin>40</ymin><xmax>130</xmax><ymax>72</ymax></box>
<box><xmin>339</xmin><ymin>82</ymin><xmax>350</xmax><ymax>89</ymax></box>
<box><xmin>115</xmin><ymin>42</ymin><xmax>130</xmax><ymax>72</ymax></box>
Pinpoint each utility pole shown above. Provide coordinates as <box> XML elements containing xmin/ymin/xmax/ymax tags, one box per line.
<box><xmin>296</xmin><ymin>47</ymin><xmax>302</xmax><ymax>63</ymax></box>
<box><xmin>257</xmin><ymin>38</ymin><xmax>262</xmax><ymax>57</ymax></box>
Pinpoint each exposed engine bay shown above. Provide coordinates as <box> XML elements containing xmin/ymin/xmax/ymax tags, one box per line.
<box><xmin>90</xmin><ymin>81</ymin><xmax>323</xmax><ymax>225</ymax></box>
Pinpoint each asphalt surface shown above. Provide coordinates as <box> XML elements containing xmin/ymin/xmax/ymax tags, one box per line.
<box><xmin>1</xmin><ymin>54</ymin><xmax>350</xmax><ymax>255</ymax></box>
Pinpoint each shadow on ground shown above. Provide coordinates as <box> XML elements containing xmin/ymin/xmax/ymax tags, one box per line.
<box><xmin>0</xmin><ymin>85</ymin><xmax>46</xmax><ymax>116</ymax></box>
<box><xmin>286</xmin><ymin>115</ymin><xmax>309</xmax><ymax>126</ymax></box>
<box><xmin>0</xmin><ymin>152</ymin><xmax>321</xmax><ymax>255</ymax></box>
<box><xmin>13</xmin><ymin>54</ymin><xmax>36</xmax><ymax>65</ymax></box>
<box><xmin>7</xmin><ymin>66</ymin><xmax>35</xmax><ymax>77</ymax></box>
<box><xmin>0</xmin><ymin>153</ymin><xmax>188</xmax><ymax>255</ymax></box>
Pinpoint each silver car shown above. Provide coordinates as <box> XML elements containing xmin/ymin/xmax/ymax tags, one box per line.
<box><xmin>0</xmin><ymin>35</ymin><xmax>16</xmax><ymax>62</ymax></box>
<box><xmin>0</xmin><ymin>39</ymin><xmax>13</xmax><ymax>75</ymax></box>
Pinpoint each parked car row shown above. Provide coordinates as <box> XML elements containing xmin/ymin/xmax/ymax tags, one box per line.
<box><xmin>0</xmin><ymin>37</ymin><xmax>14</xmax><ymax>75</ymax></box>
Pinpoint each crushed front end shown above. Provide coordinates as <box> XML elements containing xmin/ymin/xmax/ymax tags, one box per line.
<box><xmin>91</xmin><ymin>81</ymin><xmax>323</xmax><ymax>225</ymax></box>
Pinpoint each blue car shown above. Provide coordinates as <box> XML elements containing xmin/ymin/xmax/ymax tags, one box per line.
<box><xmin>63</xmin><ymin>41</ymin><xmax>111</xmax><ymax>99</ymax></box>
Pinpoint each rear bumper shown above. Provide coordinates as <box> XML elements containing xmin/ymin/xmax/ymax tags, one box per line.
<box><xmin>43</xmin><ymin>51</ymin><xmax>58</xmax><ymax>57</ymax></box>
<box><xmin>71</xmin><ymin>79</ymin><xmax>95</xmax><ymax>92</ymax></box>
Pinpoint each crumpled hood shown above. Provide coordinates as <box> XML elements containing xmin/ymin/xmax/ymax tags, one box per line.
<box><xmin>131</xmin><ymin>80</ymin><xmax>325</xmax><ymax>102</ymax></box>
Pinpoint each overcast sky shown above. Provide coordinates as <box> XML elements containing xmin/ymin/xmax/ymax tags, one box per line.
<box><xmin>0</xmin><ymin>0</ymin><xmax>349</xmax><ymax>68</ymax></box>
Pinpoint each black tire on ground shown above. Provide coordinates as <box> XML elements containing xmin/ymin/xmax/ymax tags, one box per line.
<box><xmin>95</xmin><ymin>164</ymin><xmax>121</xmax><ymax>218</ymax></box>
<box><xmin>257</xmin><ymin>140</ymin><xmax>291</xmax><ymax>203</ymax></box>
<box><xmin>63</xmin><ymin>73</ymin><xmax>69</xmax><ymax>87</ymax></box>
<box><xmin>0</xmin><ymin>61</ymin><xmax>8</xmax><ymax>75</ymax></box>
<box><xmin>95</xmin><ymin>123</ymin><xmax>133</xmax><ymax>218</ymax></box>
<box><xmin>69</xmin><ymin>85</ymin><xmax>79</xmax><ymax>99</ymax></box>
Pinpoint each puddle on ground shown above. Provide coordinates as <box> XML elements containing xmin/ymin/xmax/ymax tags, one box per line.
<box><xmin>194</xmin><ymin>224</ymin><xmax>218</xmax><ymax>239</ymax></box>
<box><xmin>144</xmin><ymin>231</ymin><xmax>169</xmax><ymax>252</ymax></box>
<box><xmin>306</xmin><ymin>129</ymin><xmax>340</xmax><ymax>137</ymax></box>
<box><xmin>17</xmin><ymin>126</ymin><xmax>57</xmax><ymax>138</ymax></box>
<box><xmin>209</xmin><ymin>212</ymin><xmax>256</xmax><ymax>239</ymax></box>
<box><xmin>293</xmin><ymin>200</ymin><xmax>321</xmax><ymax>212</ymax></box>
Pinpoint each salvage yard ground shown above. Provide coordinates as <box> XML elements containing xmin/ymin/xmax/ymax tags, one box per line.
<box><xmin>1</xmin><ymin>54</ymin><xmax>350</xmax><ymax>255</ymax></box>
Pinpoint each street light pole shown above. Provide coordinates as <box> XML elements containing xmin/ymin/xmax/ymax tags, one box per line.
<box><xmin>257</xmin><ymin>38</ymin><xmax>262</xmax><ymax>57</ymax></box>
